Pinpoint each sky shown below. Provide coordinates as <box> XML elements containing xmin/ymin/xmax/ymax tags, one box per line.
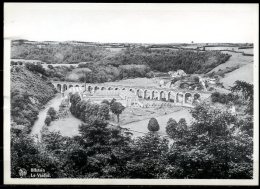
<box><xmin>4</xmin><ymin>3</ymin><xmax>259</xmax><ymax>44</ymax></box>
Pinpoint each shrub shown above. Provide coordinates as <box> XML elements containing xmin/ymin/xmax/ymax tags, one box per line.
<box><xmin>47</xmin><ymin>107</ymin><xmax>57</xmax><ymax>121</ymax></box>
<box><xmin>47</xmin><ymin>65</ymin><xmax>54</xmax><ymax>69</ymax></box>
<box><xmin>166</xmin><ymin>118</ymin><xmax>178</xmax><ymax>138</ymax></box>
<box><xmin>25</xmin><ymin>63</ymin><xmax>47</xmax><ymax>76</ymax></box>
<box><xmin>148</xmin><ymin>118</ymin><xmax>160</xmax><ymax>132</ymax></box>
<box><xmin>44</xmin><ymin>115</ymin><xmax>52</xmax><ymax>126</ymax></box>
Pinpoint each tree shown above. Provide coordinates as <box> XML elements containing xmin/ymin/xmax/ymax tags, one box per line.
<box><xmin>125</xmin><ymin>132</ymin><xmax>169</xmax><ymax>178</ymax></box>
<box><xmin>47</xmin><ymin>107</ymin><xmax>57</xmax><ymax>121</ymax></box>
<box><xmin>165</xmin><ymin>118</ymin><xmax>178</xmax><ymax>139</ymax></box>
<box><xmin>110</xmin><ymin>102</ymin><xmax>125</xmax><ymax>123</ymax></box>
<box><xmin>177</xmin><ymin>118</ymin><xmax>188</xmax><ymax>139</ymax></box>
<box><xmin>178</xmin><ymin>118</ymin><xmax>187</xmax><ymax>130</ymax></box>
<box><xmin>11</xmin><ymin>130</ymin><xmax>60</xmax><ymax>178</ymax></box>
<box><xmin>101</xmin><ymin>99</ymin><xmax>110</xmax><ymax>106</ymax></box>
<box><xmin>168</xmin><ymin>103</ymin><xmax>253</xmax><ymax>179</ymax></box>
<box><xmin>98</xmin><ymin>103</ymin><xmax>110</xmax><ymax>120</ymax></box>
<box><xmin>47</xmin><ymin>65</ymin><xmax>54</xmax><ymax>69</ymax></box>
<box><xmin>109</xmin><ymin>98</ymin><xmax>117</xmax><ymax>106</ymax></box>
<box><xmin>230</xmin><ymin>80</ymin><xmax>253</xmax><ymax>101</ymax></box>
<box><xmin>78</xmin><ymin>116</ymin><xmax>133</xmax><ymax>178</ymax></box>
<box><xmin>44</xmin><ymin>115</ymin><xmax>52</xmax><ymax>126</ymax></box>
<box><xmin>147</xmin><ymin>118</ymin><xmax>160</xmax><ymax>132</ymax></box>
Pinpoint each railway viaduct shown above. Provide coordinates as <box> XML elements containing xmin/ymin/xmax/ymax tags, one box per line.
<box><xmin>51</xmin><ymin>81</ymin><xmax>212</xmax><ymax>106</ymax></box>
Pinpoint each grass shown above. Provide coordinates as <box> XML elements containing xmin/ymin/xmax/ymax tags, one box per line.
<box><xmin>119</xmin><ymin>107</ymin><xmax>193</xmax><ymax>138</ymax></box>
<box><xmin>208</xmin><ymin>51</ymin><xmax>253</xmax><ymax>89</ymax></box>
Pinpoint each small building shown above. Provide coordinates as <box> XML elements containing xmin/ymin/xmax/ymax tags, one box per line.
<box><xmin>168</xmin><ymin>69</ymin><xmax>187</xmax><ymax>78</ymax></box>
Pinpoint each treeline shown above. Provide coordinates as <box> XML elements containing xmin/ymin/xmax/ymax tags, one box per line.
<box><xmin>70</xmin><ymin>64</ymin><xmax>153</xmax><ymax>83</ymax></box>
<box><xmin>69</xmin><ymin>93</ymin><xmax>110</xmax><ymax>122</ymax></box>
<box><xmin>69</xmin><ymin>93</ymin><xmax>125</xmax><ymax>123</ymax></box>
<box><xmin>11</xmin><ymin>43</ymin><xmax>110</xmax><ymax>64</ymax></box>
<box><xmin>211</xmin><ymin>80</ymin><xmax>253</xmax><ymax>115</ymax></box>
<box><xmin>12</xmin><ymin>43</ymin><xmax>231</xmax><ymax>75</ymax></box>
<box><xmin>11</xmin><ymin>102</ymin><xmax>253</xmax><ymax>179</ymax></box>
<box><xmin>11</xmin><ymin>66</ymin><xmax>56</xmax><ymax>133</ymax></box>
<box><xmin>211</xmin><ymin>92</ymin><xmax>240</xmax><ymax>104</ymax></box>
<box><xmin>98</xmin><ymin>47</ymin><xmax>231</xmax><ymax>74</ymax></box>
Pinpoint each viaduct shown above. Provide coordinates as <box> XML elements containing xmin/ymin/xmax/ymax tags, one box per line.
<box><xmin>51</xmin><ymin>81</ymin><xmax>212</xmax><ymax>107</ymax></box>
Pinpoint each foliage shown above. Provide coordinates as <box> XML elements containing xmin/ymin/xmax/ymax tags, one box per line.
<box><xmin>125</xmin><ymin>133</ymin><xmax>169</xmax><ymax>178</ymax></box>
<box><xmin>12</xmin><ymin>43</ymin><xmax>231</xmax><ymax>84</ymax></box>
<box><xmin>211</xmin><ymin>92</ymin><xmax>239</xmax><ymax>104</ymax></box>
<box><xmin>12</xmin><ymin>43</ymin><xmax>109</xmax><ymax>64</ymax></box>
<box><xmin>230</xmin><ymin>80</ymin><xmax>253</xmax><ymax>101</ymax></box>
<box><xmin>11</xmin><ymin>129</ymin><xmax>60</xmax><ymax>178</ymax></box>
<box><xmin>47</xmin><ymin>107</ymin><xmax>57</xmax><ymax>121</ymax></box>
<box><xmin>166</xmin><ymin>118</ymin><xmax>187</xmax><ymax>140</ymax></box>
<box><xmin>11</xmin><ymin>66</ymin><xmax>56</xmax><ymax>132</ymax></box>
<box><xmin>25</xmin><ymin>63</ymin><xmax>47</xmax><ymax>76</ymax></box>
<box><xmin>147</xmin><ymin>118</ymin><xmax>160</xmax><ymax>132</ymax></box>
<box><xmin>44</xmin><ymin>115</ymin><xmax>52</xmax><ymax>126</ymax></box>
<box><xmin>165</xmin><ymin>118</ymin><xmax>178</xmax><ymax>139</ymax></box>
<box><xmin>110</xmin><ymin>101</ymin><xmax>125</xmax><ymax>123</ymax></box>
<box><xmin>69</xmin><ymin>93</ymin><xmax>110</xmax><ymax>123</ymax></box>
<box><xmin>168</xmin><ymin>104</ymin><xmax>254</xmax><ymax>179</ymax></box>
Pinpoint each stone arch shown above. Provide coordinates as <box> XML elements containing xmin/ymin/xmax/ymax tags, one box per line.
<box><xmin>168</xmin><ymin>91</ymin><xmax>175</xmax><ymax>102</ymax></box>
<box><xmin>88</xmin><ymin>86</ymin><xmax>93</xmax><ymax>92</ymax></box>
<box><xmin>152</xmin><ymin>90</ymin><xmax>159</xmax><ymax>100</ymax></box>
<box><xmin>193</xmin><ymin>93</ymin><xmax>201</xmax><ymax>104</ymax></box>
<box><xmin>114</xmin><ymin>87</ymin><xmax>119</xmax><ymax>90</ymax></box>
<box><xmin>176</xmin><ymin>93</ymin><xmax>184</xmax><ymax>103</ymax></box>
<box><xmin>136</xmin><ymin>89</ymin><xmax>144</xmax><ymax>98</ymax></box>
<box><xmin>144</xmin><ymin>90</ymin><xmax>151</xmax><ymax>99</ymax></box>
<box><xmin>94</xmin><ymin>86</ymin><xmax>99</xmax><ymax>92</ymax></box>
<box><xmin>57</xmin><ymin>84</ymin><xmax>61</xmax><ymax>92</ymax></box>
<box><xmin>159</xmin><ymin>91</ymin><xmax>166</xmax><ymax>101</ymax></box>
<box><xmin>108</xmin><ymin>87</ymin><xmax>113</xmax><ymax>90</ymax></box>
<box><xmin>69</xmin><ymin>85</ymin><xmax>73</xmax><ymax>88</ymax></box>
<box><xmin>122</xmin><ymin>88</ymin><xmax>126</xmax><ymax>90</ymax></box>
<box><xmin>185</xmin><ymin>93</ymin><xmax>192</xmax><ymax>104</ymax></box>
<box><xmin>101</xmin><ymin>86</ymin><xmax>106</xmax><ymax>90</ymax></box>
<box><xmin>63</xmin><ymin>84</ymin><xmax>68</xmax><ymax>92</ymax></box>
<box><xmin>129</xmin><ymin>88</ymin><xmax>135</xmax><ymax>94</ymax></box>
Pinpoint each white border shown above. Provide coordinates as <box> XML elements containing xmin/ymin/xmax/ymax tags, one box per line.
<box><xmin>3</xmin><ymin>3</ymin><xmax>259</xmax><ymax>186</ymax></box>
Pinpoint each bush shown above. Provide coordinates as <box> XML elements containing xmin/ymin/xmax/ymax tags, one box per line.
<box><xmin>47</xmin><ymin>65</ymin><xmax>54</xmax><ymax>69</ymax></box>
<box><xmin>47</xmin><ymin>107</ymin><xmax>57</xmax><ymax>121</ymax></box>
<box><xmin>25</xmin><ymin>63</ymin><xmax>47</xmax><ymax>76</ymax></box>
<box><xmin>44</xmin><ymin>116</ymin><xmax>52</xmax><ymax>126</ymax></box>
<box><xmin>148</xmin><ymin>118</ymin><xmax>160</xmax><ymax>132</ymax></box>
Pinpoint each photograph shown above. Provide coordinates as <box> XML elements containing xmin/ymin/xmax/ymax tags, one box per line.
<box><xmin>3</xmin><ymin>3</ymin><xmax>259</xmax><ymax>185</ymax></box>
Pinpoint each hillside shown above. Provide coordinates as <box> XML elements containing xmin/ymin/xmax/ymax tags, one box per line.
<box><xmin>11</xmin><ymin>42</ymin><xmax>231</xmax><ymax>75</ymax></box>
<box><xmin>11</xmin><ymin>66</ymin><xmax>57</xmax><ymax>132</ymax></box>
<box><xmin>208</xmin><ymin>51</ymin><xmax>253</xmax><ymax>88</ymax></box>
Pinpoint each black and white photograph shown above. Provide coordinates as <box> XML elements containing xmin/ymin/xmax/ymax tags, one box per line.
<box><xmin>3</xmin><ymin>3</ymin><xmax>259</xmax><ymax>185</ymax></box>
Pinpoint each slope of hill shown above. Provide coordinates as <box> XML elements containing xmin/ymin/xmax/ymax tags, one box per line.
<box><xmin>208</xmin><ymin>51</ymin><xmax>253</xmax><ymax>73</ymax></box>
<box><xmin>208</xmin><ymin>51</ymin><xmax>253</xmax><ymax>88</ymax></box>
<box><xmin>11</xmin><ymin>66</ymin><xmax>57</xmax><ymax>132</ymax></box>
<box><xmin>220</xmin><ymin>64</ymin><xmax>253</xmax><ymax>88</ymax></box>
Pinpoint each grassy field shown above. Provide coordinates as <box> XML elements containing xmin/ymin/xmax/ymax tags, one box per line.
<box><xmin>110</xmin><ymin>106</ymin><xmax>184</xmax><ymax>126</ymax></box>
<box><xmin>208</xmin><ymin>51</ymin><xmax>253</xmax><ymax>73</ymax></box>
<box><xmin>120</xmin><ymin>107</ymin><xmax>193</xmax><ymax>138</ymax></box>
<box><xmin>220</xmin><ymin>63</ymin><xmax>253</xmax><ymax>88</ymax></box>
<box><xmin>208</xmin><ymin>51</ymin><xmax>253</xmax><ymax>88</ymax></box>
